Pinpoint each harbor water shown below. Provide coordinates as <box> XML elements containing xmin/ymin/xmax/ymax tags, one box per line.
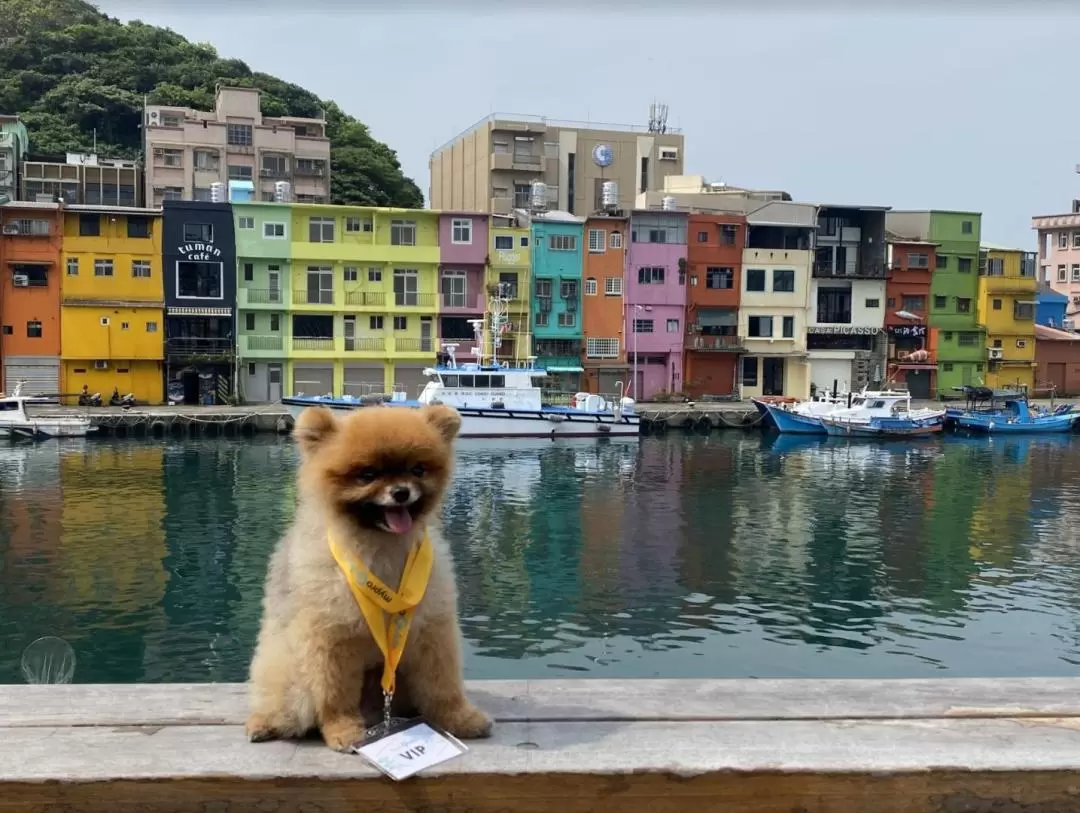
<box><xmin>2</xmin><ymin>434</ymin><xmax>1080</xmax><ymax>684</ymax></box>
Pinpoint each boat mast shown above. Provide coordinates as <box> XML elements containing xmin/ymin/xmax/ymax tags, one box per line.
<box><xmin>484</xmin><ymin>283</ymin><xmax>512</xmax><ymax>367</ymax></box>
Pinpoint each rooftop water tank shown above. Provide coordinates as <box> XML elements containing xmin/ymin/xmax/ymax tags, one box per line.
<box><xmin>209</xmin><ymin>182</ymin><xmax>226</xmax><ymax>203</ymax></box>
<box><xmin>600</xmin><ymin>181</ymin><xmax>619</xmax><ymax>210</ymax></box>
<box><xmin>529</xmin><ymin>181</ymin><xmax>549</xmax><ymax>212</ymax></box>
<box><xmin>661</xmin><ymin>195</ymin><xmax>677</xmax><ymax>211</ymax></box>
<box><xmin>274</xmin><ymin>181</ymin><xmax>291</xmax><ymax>202</ymax></box>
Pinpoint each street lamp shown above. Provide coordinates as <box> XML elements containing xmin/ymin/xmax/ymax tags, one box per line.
<box><xmin>629</xmin><ymin>303</ymin><xmax>651</xmax><ymax>398</ymax></box>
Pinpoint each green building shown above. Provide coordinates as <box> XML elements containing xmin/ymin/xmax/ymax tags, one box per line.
<box><xmin>886</xmin><ymin>210</ymin><xmax>983</xmax><ymax>393</ymax></box>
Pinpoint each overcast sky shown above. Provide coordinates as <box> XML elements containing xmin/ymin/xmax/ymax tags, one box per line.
<box><xmin>96</xmin><ymin>2</ymin><xmax>1078</xmax><ymax>248</ymax></box>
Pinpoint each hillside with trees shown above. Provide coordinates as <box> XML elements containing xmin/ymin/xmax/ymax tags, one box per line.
<box><xmin>0</xmin><ymin>0</ymin><xmax>423</xmax><ymax>207</ymax></box>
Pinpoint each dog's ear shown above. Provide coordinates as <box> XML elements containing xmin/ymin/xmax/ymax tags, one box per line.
<box><xmin>293</xmin><ymin>406</ymin><xmax>337</xmax><ymax>457</ymax></box>
<box><xmin>422</xmin><ymin>404</ymin><xmax>462</xmax><ymax>443</ymax></box>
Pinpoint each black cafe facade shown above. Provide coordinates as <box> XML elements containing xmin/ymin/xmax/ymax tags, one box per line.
<box><xmin>162</xmin><ymin>200</ymin><xmax>237</xmax><ymax>405</ymax></box>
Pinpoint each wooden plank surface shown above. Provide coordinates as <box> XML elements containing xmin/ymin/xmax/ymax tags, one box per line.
<box><xmin>4</xmin><ymin>677</ymin><xmax>1080</xmax><ymax>727</ymax></box>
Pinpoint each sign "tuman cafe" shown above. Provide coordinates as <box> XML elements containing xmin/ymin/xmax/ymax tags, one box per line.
<box><xmin>176</xmin><ymin>242</ymin><xmax>222</xmax><ymax>262</ymax></box>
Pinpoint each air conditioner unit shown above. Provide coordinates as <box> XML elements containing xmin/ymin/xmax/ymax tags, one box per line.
<box><xmin>1016</xmin><ymin>339</ymin><xmax>1028</xmax><ymax>349</ymax></box>
<box><xmin>987</xmin><ymin>348</ymin><xmax>1004</xmax><ymax>360</ymax></box>
<box><xmin>153</xmin><ymin>148</ymin><xmax>164</xmax><ymax>157</ymax></box>
<box><xmin>1064</xmin><ymin>318</ymin><xmax>1075</xmax><ymax>331</ymax></box>
<box><xmin>12</xmin><ymin>275</ymin><xmax>29</xmax><ymax>287</ymax></box>
<box><xmin>99</xmin><ymin>317</ymin><xmax>110</xmax><ymax>326</ymax></box>
<box><xmin>658</xmin><ymin>147</ymin><xmax>679</xmax><ymax>161</ymax></box>
<box><xmin>94</xmin><ymin>360</ymin><xmax>108</xmax><ymax>369</ymax></box>
<box><xmin>2</xmin><ymin>224</ymin><xmax>20</xmax><ymax>235</ymax></box>
<box><xmin>147</xmin><ymin>110</ymin><xmax>161</xmax><ymax>125</ymax></box>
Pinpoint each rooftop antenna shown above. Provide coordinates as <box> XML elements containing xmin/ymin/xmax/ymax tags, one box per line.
<box><xmin>647</xmin><ymin>102</ymin><xmax>669</xmax><ymax>135</ymax></box>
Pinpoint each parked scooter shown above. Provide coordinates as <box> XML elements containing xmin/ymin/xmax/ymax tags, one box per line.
<box><xmin>109</xmin><ymin>388</ymin><xmax>136</xmax><ymax>408</ymax></box>
<box><xmin>78</xmin><ymin>386</ymin><xmax>102</xmax><ymax>407</ymax></box>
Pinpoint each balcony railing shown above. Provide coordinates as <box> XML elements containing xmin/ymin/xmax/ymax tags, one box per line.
<box><xmin>293</xmin><ymin>290</ymin><xmax>334</xmax><ymax>305</ymax></box>
<box><xmin>344</xmin><ymin>337</ymin><xmax>385</xmax><ymax>352</ymax></box>
<box><xmin>295</xmin><ymin>164</ymin><xmax>327</xmax><ymax>177</ymax></box>
<box><xmin>813</xmin><ymin>261</ymin><xmax>886</xmax><ymax>279</ymax></box>
<box><xmin>393</xmin><ymin>293</ymin><xmax>435</xmax><ymax>308</ymax></box>
<box><xmin>166</xmin><ymin>338</ymin><xmax>234</xmax><ymax>356</ymax></box>
<box><xmin>293</xmin><ymin>337</ymin><xmax>334</xmax><ymax>351</ymax></box>
<box><xmin>345</xmin><ymin>291</ymin><xmax>386</xmax><ymax>307</ymax></box>
<box><xmin>259</xmin><ymin>167</ymin><xmax>289</xmax><ymax>179</ymax></box>
<box><xmin>440</xmin><ymin>293</ymin><xmax>483</xmax><ymax>310</ymax></box>
<box><xmin>245</xmin><ymin>335</ymin><xmax>283</xmax><ymax>352</ymax></box>
<box><xmin>394</xmin><ymin>337</ymin><xmax>436</xmax><ymax>353</ymax></box>
<box><xmin>685</xmin><ymin>334</ymin><xmax>745</xmax><ymax>352</ymax></box>
<box><xmin>245</xmin><ymin>288</ymin><xmax>284</xmax><ymax>305</ymax></box>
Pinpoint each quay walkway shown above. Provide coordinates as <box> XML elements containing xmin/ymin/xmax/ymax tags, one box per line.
<box><xmin>2</xmin><ymin>678</ymin><xmax>1080</xmax><ymax>811</ymax></box>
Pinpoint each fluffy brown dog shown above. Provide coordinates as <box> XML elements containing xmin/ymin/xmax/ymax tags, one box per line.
<box><xmin>245</xmin><ymin>404</ymin><xmax>492</xmax><ymax>751</ymax></box>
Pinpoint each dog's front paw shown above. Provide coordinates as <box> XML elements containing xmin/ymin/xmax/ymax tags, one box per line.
<box><xmin>246</xmin><ymin>713</ymin><xmax>282</xmax><ymax>743</ymax></box>
<box><xmin>320</xmin><ymin>715</ymin><xmax>367</xmax><ymax>752</ymax></box>
<box><xmin>438</xmin><ymin>703</ymin><xmax>493</xmax><ymax>740</ymax></box>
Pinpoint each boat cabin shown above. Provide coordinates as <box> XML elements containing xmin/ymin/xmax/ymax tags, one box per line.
<box><xmin>419</xmin><ymin>363</ymin><xmax>547</xmax><ymax>411</ymax></box>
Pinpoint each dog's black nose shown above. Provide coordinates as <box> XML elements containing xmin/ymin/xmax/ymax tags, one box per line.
<box><xmin>391</xmin><ymin>487</ymin><xmax>411</xmax><ymax>504</ymax></box>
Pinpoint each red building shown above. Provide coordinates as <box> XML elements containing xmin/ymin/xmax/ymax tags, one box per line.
<box><xmin>1035</xmin><ymin>324</ymin><xmax>1080</xmax><ymax>395</ymax></box>
<box><xmin>885</xmin><ymin>235</ymin><xmax>937</xmax><ymax>398</ymax></box>
<box><xmin>683</xmin><ymin>212</ymin><xmax>745</xmax><ymax>397</ymax></box>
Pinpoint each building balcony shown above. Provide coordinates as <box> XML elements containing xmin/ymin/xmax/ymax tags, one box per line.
<box><xmin>981</xmin><ymin>275</ymin><xmax>1038</xmax><ymax>295</ymax></box>
<box><xmin>259</xmin><ymin>167</ymin><xmax>290</xmax><ymax>180</ymax></box>
<box><xmin>1</xmin><ymin>221</ymin><xmax>51</xmax><ymax>237</ymax></box>
<box><xmin>294</xmin><ymin>164</ymin><xmax>327</xmax><ymax>178</ymax></box>
<box><xmin>391</xmin><ymin>293</ymin><xmax>436</xmax><ymax>310</ymax></box>
<box><xmin>344</xmin><ymin>337</ymin><xmax>386</xmax><ymax>354</ymax></box>
<box><xmin>813</xmin><ymin>261</ymin><xmax>886</xmax><ymax>280</ymax></box>
<box><xmin>240</xmin><ymin>288</ymin><xmax>286</xmax><ymax>307</ymax></box>
<box><xmin>345</xmin><ymin>291</ymin><xmax>387</xmax><ymax>307</ymax></box>
<box><xmin>536</xmin><ymin>354</ymin><xmax>581</xmax><ymax>370</ymax></box>
<box><xmin>440</xmin><ymin>293</ymin><xmax>484</xmax><ymax>312</ymax></box>
<box><xmin>166</xmin><ymin>338</ymin><xmax>234</xmax><ymax>358</ymax></box>
<box><xmin>293</xmin><ymin>337</ymin><xmax>334</xmax><ymax>352</ymax></box>
<box><xmin>685</xmin><ymin>334</ymin><xmax>745</xmax><ymax>352</ymax></box>
<box><xmin>243</xmin><ymin>334</ymin><xmax>284</xmax><ymax>352</ymax></box>
<box><xmin>393</xmin><ymin>337</ymin><xmax>436</xmax><ymax>354</ymax></box>
<box><xmin>293</xmin><ymin>290</ymin><xmax>336</xmax><ymax>307</ymax></box>
<box><xmin>490</xmin><ymin>153</ymin><xmax>544</xmax><ymax>172</ymax></box>
<box><xmin>933</xmin><ymin>313</ymin><xmax>981</xmax><ymax>332</ymax></box>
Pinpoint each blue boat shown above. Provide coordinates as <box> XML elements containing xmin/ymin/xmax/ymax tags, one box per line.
<box><xmin>819</xmin><ymin>410</ymin><xmax>946</xmax><ymax>439</ymax></box>
<box><xmin>756</xmin><ymin>401</ymin><xmax>831</xmax><ymax>434</ymax></box>
<box><xmin>954</xmin><ymin>396</ymin><xmax>1080</xmax><ymax>434</ymax></box>
<box><xmin>756</xmin><ymin>389</ymin><xmax>941</xmax><ymax>435</ymax></box>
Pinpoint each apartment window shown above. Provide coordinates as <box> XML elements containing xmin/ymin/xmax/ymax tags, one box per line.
<box><xmin>584</xmin><ymin>278</ymin><xmax>598</xmax><ymax>296</ymax></box>
<box><xmin>958</xmin><ymin>332</ymin><xmax>979</xmax><ymax>346</ymax></box>
<box><xmin>888</xmin><ymin>298</ymin><xmax>896</xmax><ymax>308</ymax></box>
<box><xmin>934</xmin><ymin>295</ymin><xmax>947</xmax><ymax>309</ymax></box>
<box><xmin>560</xmin><ymin>280</ymin><xmax>578</xmax><ymax>299</ymax></box>
<box><xmin>345</xmin><ymin>216</ymin><xmax>370</xmax><ymax>233</ymax></box>
<box><xmin>393</xmin><ymin>316</ymin><xmax>408</xmax><ymax>331</ymax></box>
<box><xmin>748</xmin><ymin>316</ymin><xmax>773</xmax><ymax>337</ymax></box>
<box><xmin>638</xmin><ymin>266</ymin><xmax>664</xmax><ymax>284</ymax></box>
<box><xmin>865</xmin><ymin>298</ymin><xmax>880</xmax><ymax>308</ymax></box>
<box><xmin>535</xmin><ymin>279</ymin><xmax>552</xmax><ymax>298</ymax></box>
<box><xmin>633</xmin><ymin>319</ymin><xmax>654</xmax><ymax>333</ymax></box>
<box><xmin>498</xmin><ymin>272</ymin><xmax>518</xmax><ymax>299</ymax></box>
<box><xmin>610</xmin><ymin>232</ymin><xmax>623</xmax><ymax>249</ymax></box>
<box><xmin>992</xmin><ymin>298</ymin><xmax>1002</xmax><ymax>311</ymax></box>
<box><xmin>586</xmin><ymin>338</ymin><xmax>619</xmax><ymax>358</ymax></box>
<box><xmin>451</xmin><ymin>219</ymin><xmax>472</xmax><ymax>244</ymax></box>
<box><xmin>26</xmin><ymin>320</ymin><xmax>42</xmax><ymax>339</ymax></box>
<box><xmin>1072</xmin><ymin>265</ymin><xmax>1080</xmax><ymax>282</ymax></box>
<box><xmin>535</xmin><ymin>311</ymin><xmax>549</xmax><ymax>328</ymax></box>
<box><xmin>228</xmin><ymin>165</ymin><xmax>253</xmax><ymax>181</ymax></box>
<box><xmin>746</xmin><ymin>269</ymin><xmax>766</xmax><ymax>292</ymax></box>
<box><xmin>773</xmin><ymin>269</ymin><xmax>795</xmax><ymax>292</ymax></box>
<box><xmin>1</xmin><ymin>326</ymin><xmax>10</xmax><ymax>335</ymax></box>
<box><xmin>79</xmin><ymin>215</ymin><xmax>100</xmax><ymax>237</ymax></box>
<box><xmin>721</xmin><ymin>224</ymin><xmax>737</xmax><ymax>245</ymax></box>
<box><xmin>782</xmin><ymin>316</ymin><xmax>794</xmax><ymax>338</ymax></box>
<box><xmin>494</xmin><ymin>235</ymin><xmax>513</xmax><ymax>251</ymax></box>
<box><xmin>243</xmin><ymin>262</ymin><xmax>254</xmax><ymax>282</ymax></box>
<box><xmin>908</xmin><ymin>253</ymin><xmax>929</xmax><ymax>269</ymax></box>
<box><xmin>1056</xmin><ymin>264</ymin><xmax>1067</xmax><ymax>282</ymax></box>
<box><xmin>706</xmin><ymin>267</ymin><xmax>733</xmax><ymax>289</ymax></box>
<box><xmin>957</xmin><ymin>297</ymin><xmax>972</xmax><ymax>313</ymax></box>
<box><xmin>245</xmin><ymin>313</ymin><xmax>256</xmax><ymax>331</ymax></box>
<box><xmin>493</xmin><ymin>139</ymin><xmax>510</xmax><ymax>154</ymax></box>
<box><xmin>178</xmin><ymin>261</ymin><xmax>223</xmax><ymax>298</ymax></box>
<box><xmin>183</xmin><ymin>223</ymin><xmax>212</xmax><ymax>243</ymax></box>
<box><xmin>1073</xmin><ymin>233</ymin><xmax>1080</xmax><ymax>249</ymax></box>
<box><xmin>131</xmin><ymin>260</ymin><xmax>152</xmax><ymax>278</ymax></box>
<box><xmin>817</xmin><ymin>288</ymin><xmax>852</xmax><ymax>323</ymax></box>
<box><xmin>370</xmin><ymin>316</ymin><xmax>384</xmax><ymax>331</ymax></box>
<box><xmin>902</xmin><ymin>295</ymin><xmax>925</xmax><ymax>312</ymax></box>
<box><xmin>227</xmin><ymin>123</ymin><xmax>253</xmax><ymax>146</ymax></box>
<box><xmin>385</xmin><ymin>219</ymin><xmax>416</xmax><ymax>247</ymax></box>
<box><xmin>549</xmin><ymin>234</ymin><xmax>577</xmax><ymax>251</ymax></box>
<box><xmin>558</xmin><ymin>312</ymin><xmax>576</xmax><ymax>328</ymax></box>
<box><xmin>393</xmin><ymin>269</ymin><xmax>419</xmax><ymax>306</ymax></box>
<box><xmin>344</xmin><ymin>267</ymin><xmax>358</xmax><ymax>282</ymax></box>
<box><xmin>238</xmin><ymin>217</ymin><xmax>255</xmax><ymax>230</ymax></box>
<box><xmin>943</xmin><ymin>362</ymin><xmax>954</xmax><ymax>372</ymax></box>
<box><xmin>309</xmin><ymin>217</ymin><xmax>335</xmax><ymax>243</ymax></box>
<box><xmin>146</xmin><ymin>322</ymin><xmax>158</xmax><ymax>333</ymax></box>
<box><xmin>520</xmin><ymin>236</ymin><xmax>529</xmax><ymax>247</ymax></box>
<box><xmin>742</xmin><ymin>357</ymin><xmax>758</xmax><ymax>387</ymax></box>
<box><xmin>1014</xmin><ymin>302</ymin><xmax>1035</xmax><ymax>320</ymax></box>
<box><xmin>270</xmin><ymin>314</ymin><xmax>280</xmax><ymax>331</ymax></box>
<box><xmin>441</xmin><ymin>270</ymin><xmax>467</xmax><ymax>308</ymax></box>
<box><xmin>194</xmin><ymin>149</ymin><xmax>219</xmax><ymax>171</ymax></box>
<box><xmin>513</xmin><ymin>183</ymin><xmax>531</xmax><ymax>209</ymax></box>
<box><xmin>264</xmin><ymin>222</ymin><xmax>286</xmax><ymax>239</ymax></box>
<box><xmin>696</xmin><ymin>231</ymin><xmax>708</xmax><ymax>243</ymax></box>
<box><xmin>368</xmin><ymin>268</ymin><xmax>382</xmax><ymax>283</ymax></box>
<box><xmin>66</xmin><ymin>258</ymin><xmax>78</xmax><ymax>276</ymax></box>
<box><xmin>958</xmin><ymin>257</ymin><xmax>972</xmax><ymax>273</ymax></box>
<box><xmin>127</xmin><ymin>216</ymin><xmax>150</xmax><ymax>239</ymax></box>
<box><xmin>94</xmin><ymin>259</ymin><xmax>113</xmax><ymax>277</ymax></box>
<box><xmin>936</xmin><ymin>255</ymin><xmax>948</xmax><ymax>269</ymax></box>
<box><xmin>162</xmin><ymin>187</ymin><xmax>183</xmax><ymax>201</ymax></box>
<box><xmin>160</xmin><ymin>149</ymin><xmax>182</xmax><ymax>167</ymax></box>
<box><xmin>588</xmin><ymin>229</ymin><xmax>606</xmax><ymax>253</ymax></box>
<box><xmin>961</xmin><ymin>220</ymin><xmax>973</xmax><ymax>235</ymax></box>
<box><xmin>666</xmin><ymin>318</ymin><xmax>679</xmax><ymax>333</ymax></box>
<box><xmin>305</xmin><ymin>266</ymin><xmax>334</xmax><ymax>304</ymax></box>
<box><xmin>943</xmin><ymin>332</ymin><xmax>953</xmax><ymax>341</ymax></box>
<box><xmin>986</xmin><ymin>258</ymin><xmax>1004</xmax><ymax>276</ymax></box>
<box><xmin>640</xmin><ymin>156</ymin><xmax>649</xmax><ymax>193</ymax></box>
<box><xmin>604</xmin><ymin>277</ymin><xmax>622</xmax><ymax>296</ymax></box>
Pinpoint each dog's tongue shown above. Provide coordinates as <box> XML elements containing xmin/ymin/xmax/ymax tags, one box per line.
<box><xmin>384</xmin><ymin>507</ymin><xmax>413</xmax><ymax>534</ymax></box>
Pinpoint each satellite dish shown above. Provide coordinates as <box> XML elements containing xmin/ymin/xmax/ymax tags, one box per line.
<box><xmin>592</xmin><ymin>144</ymin><xmax>613</xmax><ymax>168</ymax></box>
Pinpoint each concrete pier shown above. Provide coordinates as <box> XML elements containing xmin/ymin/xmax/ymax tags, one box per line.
<box><xmin>27</xmin><ymin>403</ymin><xmax>293</xmax><ymax>437</ymax></box>
<box><xmin>3</xmin><ymin>678</ymin><xmax>1080</xmax><ymax>812</ymax></box>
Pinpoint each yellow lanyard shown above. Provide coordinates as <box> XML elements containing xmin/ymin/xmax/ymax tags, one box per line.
<box><xmin>328</xmin><ymin>531</ymin><xmax>434</xmax><ymax>696</ymax></box>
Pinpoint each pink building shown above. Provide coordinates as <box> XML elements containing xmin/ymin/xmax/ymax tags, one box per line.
<box><xmin>438</xmin><ymin>213</ymin><xmax>489</xmax><ymax>355</ymax></box>
<box><xmin>1034</xmin><ymin>202</ymin><xmax>1080</xmax><ymax>322</ymax></box>
<box><xmin>625</xmin><ymin>211</ymin><xmax>689</xmax><ymax>398</ymax></box>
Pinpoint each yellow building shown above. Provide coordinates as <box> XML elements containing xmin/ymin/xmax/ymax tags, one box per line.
<box><xmin>288</xmin><ymin>204</ymin><xmax>440</xmax><ymax>397</ymax></box>
<box><xmin>487</xmin><ymin>218</ymin><xmax>532</xmax><ymax>363</ymax></box>
<box><xmin>60</xmin><ymin>205</ymin><xmax>165</xmax><ymax>403</ymax></box>
<box><xmin>977</xmin><ymin>243</ymin><xmax>1038</xmax><ymax>392</ymax></box>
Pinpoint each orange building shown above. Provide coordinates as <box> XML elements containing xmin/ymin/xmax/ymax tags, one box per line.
<box><xmin>0</xmin><ymin>202</ymin><xmax>63</xmax><ymax>394</ymax></box>
<box><xmin>581</xmin><ymin>214</ymin><xmax>629</xmax><ymax>395</ymax></box>
<box><xmin>885</xmin><ymin>235</ymin><xmax>937</xmax><ymax>398</ymax></box>
<box><xmin>684</xmin><ymin>212</ymin><xmax>745</xmax><ymax>397</ymax></box>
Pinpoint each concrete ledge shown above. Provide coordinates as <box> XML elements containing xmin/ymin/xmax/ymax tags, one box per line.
<box><xmin>3</xmin><ymin>679</ymin><xmax>1080</xmax><ymax>812</ymax></box>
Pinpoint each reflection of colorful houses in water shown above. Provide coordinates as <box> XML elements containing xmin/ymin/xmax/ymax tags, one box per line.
<box><xmin>576</xmin><ymin>442</ymin><xmax>635</xmax><ymax>606</ymax></box>
<box><xmin>0</xmin><ymin>445</ymin><xmax>64</xmax><ymax>610</ymax></box>
<box><xmin>969</xmin><ymin>439</ymin><xmax>1035</xmax><ymax>568</ymax></box>
<box><xmin>616</xmin><ymin>441</ymin><xmax>682</xmax><ymax>599</ymax></box>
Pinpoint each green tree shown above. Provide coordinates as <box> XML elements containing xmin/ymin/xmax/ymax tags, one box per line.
<box><xmin>0</xmin><ymin>0</ymin><xmax>423</xmax><ymax>208</ymax></box>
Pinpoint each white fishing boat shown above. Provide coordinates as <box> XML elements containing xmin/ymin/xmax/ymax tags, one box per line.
<box><xmin>282</xmin><ymin>289</ymin><xmax>640</xmax><ymax>439</ymax></box>
<box><xmin>0</xmin><ymin>382</ymin><xmax>96</xmax><ymax>440</ymax></box>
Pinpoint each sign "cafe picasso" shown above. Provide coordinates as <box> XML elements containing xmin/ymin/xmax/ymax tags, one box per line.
<box><xmin>807</xmin><ymin>325</ymin><xmax>881</xmax><ymax>336</ymax></box>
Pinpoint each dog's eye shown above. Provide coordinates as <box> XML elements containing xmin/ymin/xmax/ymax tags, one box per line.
<box><xmin>357</xmin><ymin>468</ymin><xmax>378</xmax><ymax>483</ymax></box>
<box><xmin>411</xmin><ymin>465</ymin><xmax>425</xmax><ymax>477</ymax></box>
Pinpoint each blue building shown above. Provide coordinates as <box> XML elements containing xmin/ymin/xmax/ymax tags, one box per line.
<box><xmin>528</xmin><ymin>211</ymin><xmax>585</xmax><ymax>390</ymax></box>
<box><xmin>1036</xmin><ymin>281</ymin><xmax>1069</xmax><ymax>329</ymax></box>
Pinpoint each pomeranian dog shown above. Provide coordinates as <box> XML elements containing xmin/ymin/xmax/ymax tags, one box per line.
<box><xmin>245</xmin><ymin>404</ymin><xmax>492</xmax><ymax>751</ymax></box>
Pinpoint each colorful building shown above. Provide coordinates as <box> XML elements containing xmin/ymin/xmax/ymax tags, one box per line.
<box><xmin>626</xmin><ymin>210</ymin><xmax>688</xmax><ymax>398</ymax></box>
<box><xmin>581</xmin><ymin>214</ymin><xmax>628</xmax><ymax>395</ymax></box>
<box><xmin>1033</xmin><ymin>205</ymin><xmax>1080</xmax><ymax>326</ymax></box>
<box><xmin>739</xmin><ymin>201</ymin><xmax>816</xmax><ymax>399</ymax></box>
<box><xmin>288</xmin><ymin>204</ymin><xmax>440</xmax><ymax>398</ymax></box>
<box><xmin>487</xmin><ymin>216</ymin><xmax>532</xmax><ymax>364</ymax></box>
<box><xmin>234</xmin><ymin>201</ymin><xmax>289</xmax><ymax>403</ymax></box>
<box><xmin>807</xmin><ymin>205</ymin><xmax>888</xmax><ymax>394</ymax></box>
<box><xmin>1036</xmin><ymin>281</ymin><xmax>1068</xmax><ymax>329</ymax></box>
<box><xmin>683</xmin><ymin>212</ymin><xmax>745</xmax><ymax>398</ymax></box>
<box><xmin>60</xmin><ymin>205</ymin><xmax>164</xmax><ymax>403</ymax></box>
<box><xmin>437</xmin><ymin>212</ymin><xmax>487</xmax><ymax>360</ymax></box>
<box><xmin>1035</xmin><ymin>323</ymin><xmax>1080</xmax><ymax>395</ymax></box>
<box><xmin>528</xmin><ymin>210</ymin><xmax>585</xmax><ymax>391</ymax></box>
<box><xmin>978</xmin><ymin>243</ymin><xmax>1037</xmax><ymax>392</ymax></box>
<box><xmin>884</xmin><ymin>234</ymin><xmax>937</xmax><ymax>397</ymax></box>
<box><xmin>0</xmin><ymin>201</ymin><xmax>63</xmax><ymax>394</ymax></box>
<box><xmin>887</xmin><ymin>210</ymin><xmax>984</xmax><ymax>392</ymax></box>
